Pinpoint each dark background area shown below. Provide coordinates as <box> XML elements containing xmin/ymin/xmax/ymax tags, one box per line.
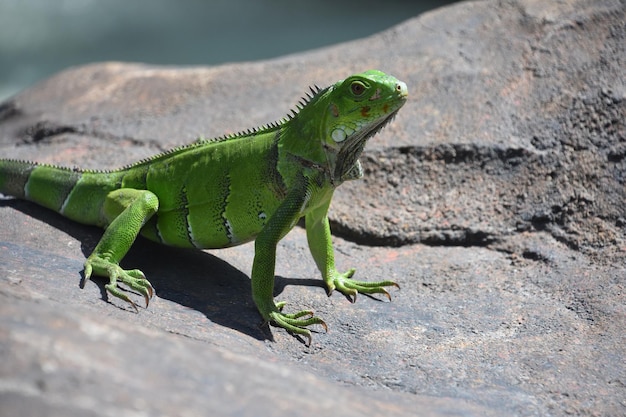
<box><xmin>0</xmin><ymin>0</ymin><xmax>458</xmax><ymax>101</ymax></box>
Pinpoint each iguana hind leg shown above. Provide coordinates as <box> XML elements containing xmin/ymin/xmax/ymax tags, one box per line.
<box><xmin>84</xmin><ymin>188</ymin><xmax>159</xmax><ymax>311</ymax></box>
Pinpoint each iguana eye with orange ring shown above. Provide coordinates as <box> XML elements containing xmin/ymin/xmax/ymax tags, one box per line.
<box><xmin>350</xmin><ymin>81</ymin><xmax>366</xmax><ymax>96</ymax></box>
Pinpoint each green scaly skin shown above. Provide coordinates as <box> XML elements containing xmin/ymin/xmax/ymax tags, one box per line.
<box><xmin>0</xmin><ymin>70</ymin><xmax>408</xmax><ymax>344</ymax></box>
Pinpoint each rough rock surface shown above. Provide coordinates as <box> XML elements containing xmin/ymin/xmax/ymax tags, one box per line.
<box><xmin>1</xmin><ymin>1</ymin><xmax>624</xmax><ymax>416</ymax></box>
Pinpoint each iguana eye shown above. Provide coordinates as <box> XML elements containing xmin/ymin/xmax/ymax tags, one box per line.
<box><xmin>350</xmin><ymin>81</ymin><xmax>366</xmax><ymax>96</ymax></box>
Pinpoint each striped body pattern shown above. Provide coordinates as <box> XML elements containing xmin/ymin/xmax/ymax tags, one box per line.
<box><xmin>1</xmin><ymin>131</ymin><xmax>284</xmax><ymax>249</ymax></box>
<box><xmin>0</xmin><ymin>70</ymin><xmax>408</xmax><ymax>344</ymax></box>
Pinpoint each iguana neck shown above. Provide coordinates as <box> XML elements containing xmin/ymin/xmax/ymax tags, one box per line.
<box><xmin>276</xmin><ymin>86</ymin><xmax>337</xmax><ymax>186</ymax></box>
<box><xmin>277</xmin><ymin>84</ymin><xmax>399</xmax><ymax>188</ymax></box>
<box><xmin>333</xmin><ymin>108</ymin><xmax>400</xmax><ymax>181</ymax></box>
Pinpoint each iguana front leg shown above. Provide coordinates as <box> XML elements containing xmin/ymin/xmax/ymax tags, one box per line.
<box><xmin>83</xmin><ymin>188</ymin><xmax>158</xmax><ymax>310</ymax></box>
<box><xmin>251</xmin><ymin>183</ymin><xmax>327</xmax><ymax>345</ymax></box>
<box><xmin>305</xmin><ymin>196</ymin><xmax>399</xmax><ymax>302</ymax></box>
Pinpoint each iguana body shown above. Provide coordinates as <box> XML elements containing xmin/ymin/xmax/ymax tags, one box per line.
<box><xmin>0</xmin><ymin>70</ymin><xmax>407</xmax><ymax>344</ymax></box>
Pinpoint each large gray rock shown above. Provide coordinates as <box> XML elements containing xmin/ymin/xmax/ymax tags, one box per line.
<box><xmin>1</xmin><ymin>0</ymin><xmax>624</xmax><ymax>416</ymax></box>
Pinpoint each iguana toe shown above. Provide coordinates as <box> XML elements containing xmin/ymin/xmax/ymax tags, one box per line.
<box><xmin>85</xmin><ymin>256</ymin><xmax>154</xmax><ymax>310</ymax></box>
<box><xmin>267</xmin><ymin>305</ymin><xmax>327</xmax><ymax>346</ymax></box>
<box><xmin>330</xmin><ymin>270</ymin><xmax>399</xmax><ymax>302</ymax></box>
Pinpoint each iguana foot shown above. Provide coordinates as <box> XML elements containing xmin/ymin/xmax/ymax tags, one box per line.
<box><xmin>327</xmin><ymin>268</ymin><xmax>399</xmax><ymax>302</ymax></box>
<box><xmin>84</xmin><ymin>257</ymin><xmax>154</xmax><ymax>312</ymax></box>
<box><xmin>267</xmin><ymin>301</ymin><xmax>327</xmax><ymax>346</ymax></box>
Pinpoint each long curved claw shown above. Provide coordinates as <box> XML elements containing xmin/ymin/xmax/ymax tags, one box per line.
<box><xmin>120</xmin><ymin>269</ymin><xmax>154</xmax><ymax>307</ymax></box>
<box><xmin>105</xmin><ymin>282</ymin><xmax>140</xmax><ymax>312</ymax></box>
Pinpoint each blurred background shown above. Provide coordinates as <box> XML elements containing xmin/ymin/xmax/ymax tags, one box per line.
<box><xmin>0</xmin><ymin>0</ymin><xmax>458</xmax><ymax>101</ymax></box>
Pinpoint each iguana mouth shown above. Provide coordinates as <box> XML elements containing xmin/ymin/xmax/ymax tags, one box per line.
<box><xmin>334</xmin><ymin>109</ymin><xmax>400</xmax><ymax>182</ymax></box>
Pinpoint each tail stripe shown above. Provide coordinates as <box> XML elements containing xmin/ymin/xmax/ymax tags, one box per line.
<box><xmin>0</xmin><ymin>160</ymin><xmax>35</xmax><ymax>198</ymax></box>
<box><xmin>24</xmin><ymin>165</ymin><xmax>82</xmax><ymax>212</ymax></box>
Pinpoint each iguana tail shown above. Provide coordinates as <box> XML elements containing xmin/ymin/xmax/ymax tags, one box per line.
<box><xmin>0</xmin><ymin>159</ymin><xmax>113</xmax><ymax>227</ymax></box>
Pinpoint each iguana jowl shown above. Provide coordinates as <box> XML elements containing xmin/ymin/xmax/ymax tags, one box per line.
<box><xmin>0</xmin><ymin>70</ymin><xmax>407</xmax><ymax>344</ymax></box>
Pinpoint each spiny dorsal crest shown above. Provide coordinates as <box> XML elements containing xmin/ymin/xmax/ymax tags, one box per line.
<box><xmin>15</xmin><ymin>83</ymin><xmax>330</xmax><ymax>173</ymax></box>
<box><xmin>133</xmin><ymin>84</ymin><xmax>329</xmax><ymax>168</ymax></box>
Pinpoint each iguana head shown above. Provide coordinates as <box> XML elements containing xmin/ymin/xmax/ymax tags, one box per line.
<box><xmin>279</xmin><ymin>70</ymin><xmax>407</xmax><ymax>186</ymax></box>
<box><xmin>322</xmin><ymin>70</ymin><xmax>408</xmax><ymax>183</ymax></box>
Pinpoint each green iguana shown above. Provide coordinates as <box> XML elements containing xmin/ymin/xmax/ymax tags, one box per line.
<box><xmin>0</xmin><ymin>70</ymin><xmax>407</xmax><ymax>344</ymax></box>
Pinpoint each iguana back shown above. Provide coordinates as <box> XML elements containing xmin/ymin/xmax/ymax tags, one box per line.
<box><xmin>0</xmin><ymin>124</ymin><xmax>286</xmax><ymax>248</ymax></box>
